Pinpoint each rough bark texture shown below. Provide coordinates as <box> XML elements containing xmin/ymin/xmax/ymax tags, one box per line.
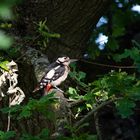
<box><xmin>4</xmin><ymin>0</ymin><xmax>111</xmax><ymax>138</ymax></box>
<box><xmin>0</xmin><ymin>46</ymin><xmax>71</xmax><ymax>138</ymax></box>
<box><xmin>17</xmin><ymin>0</ymin><xmax>111</xmax><ymax>59</ymax></box>
<box><xmin>18</xmin><ymin>47</ymin><xmax>71</xmax><ymax>138</ymax></box>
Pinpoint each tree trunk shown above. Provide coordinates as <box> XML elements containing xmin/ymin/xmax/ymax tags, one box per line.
<box><xmin>7</xmin><ymin>0</ymin><xmax>112</xmax><ymax>137</ymax></box>
<box><xmin>17</xmin><ymin>0</ymin><xmax>111</xmax><ymax>59</ymax></box>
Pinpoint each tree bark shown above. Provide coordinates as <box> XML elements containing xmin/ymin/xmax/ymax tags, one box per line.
<box><xmin>7</xmin><ymin>0</ymin><xmax>112</xmax><ymax>137</ymax></box>
<box><xmin>17</xmin><ymin>0</ymin><xmax>111</xmax><ymax>59</ymax></box>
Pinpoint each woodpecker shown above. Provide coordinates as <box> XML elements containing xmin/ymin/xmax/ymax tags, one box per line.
<box><xmin>33</xmin><ymin>56</ymin><xmax>77</xmax><ymax>93</ymax></box>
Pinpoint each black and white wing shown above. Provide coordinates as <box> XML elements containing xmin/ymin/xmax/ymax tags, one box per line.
<box><xmin>50</xmin><ymin>65</ymin><xmax>65</xmax><ymax>81</ymax></box>
<box><xmin>45</xmin><ymin>62</ymin><xmax>60</xmax><ymax>73</ymax></box>
<box><xmin>39</xmin><ymin>65</ymin><xmax>65</xmax><ymax>88</ymax></box>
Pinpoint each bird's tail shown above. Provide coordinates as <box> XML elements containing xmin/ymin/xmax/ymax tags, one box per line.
<box><xmin>32</xmin><ymin>86</ymin><xmax>40</xmax><ymax>93</ymax></box>
<box><xmin>33</xmin><ymin>84</ymin><xmax>53</xmax><ymax>93</ymax></box>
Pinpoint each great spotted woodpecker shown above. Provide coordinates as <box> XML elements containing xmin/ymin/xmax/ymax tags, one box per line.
<box><xmin>33</xmin><ymin>56</ymin><xmax>77</xmax><ymax>93</ymax></box>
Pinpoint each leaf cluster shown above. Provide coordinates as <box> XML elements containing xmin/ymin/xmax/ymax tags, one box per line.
<box><xmin>36</xmin><ymin>20</ymin><xmax>60</xmax><ymax>48</ymax></box>
<box><xmin>69</xmin><ymin>68</ymin><xmax>140</xmax><ymax>118</ymax></box>
<box><xmin>0</xmin><ymin>131</ymin><xmax>15</xmax><ymax>140</ymax></box>
<box><xmin>88</xmin><ymin>0</ymin><xmax>140</xmax><ymax>59</ymax></box>
<box><xmin>1</xmin><ymin>93</ymin><xmax>57</xmax><ymax>120</ymax></box>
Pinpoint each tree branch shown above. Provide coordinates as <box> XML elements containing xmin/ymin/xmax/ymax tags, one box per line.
<box><xmin>69</xmin><ymin>99</ymin><xmax>85</xmax><ymax>108</ymax></box>
<box><xmin>81</xmin><ymin>60</ymin><xmax>136</xmax><ymax>69</ymax></box>
<box><xmin>74</xmin><ymin>98</ymin><xmax>120</xmax><ymax>129</ymax></box>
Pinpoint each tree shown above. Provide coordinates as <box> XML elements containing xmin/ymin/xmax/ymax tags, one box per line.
<box><xmin>1</xmin><ymin>0</ymin><xmax>140</xmax><ymax>140</ymax></box>
<box><xmin>16</xmin><ymin>0</ymin><xmax>111</xmax><ymax>59</ymax></box>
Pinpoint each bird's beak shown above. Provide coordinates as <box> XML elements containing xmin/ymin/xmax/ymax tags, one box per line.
<box><xmin>70</xmin><ymin>59</ymin><xmax>78</xmax><ymax>63</ymax></box>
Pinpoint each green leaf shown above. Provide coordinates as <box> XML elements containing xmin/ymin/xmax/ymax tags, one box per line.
<box><xmin>107</xmin><ymin>38</ymin><xmax>119</xmax><ymax>51</ymax></box>
<box><xmin>41</xmin><ymin>31</ymin><xmax>60</xmax><ymax>38</ymax></box>
<box><xmin>20</xmin><ymin>133</ymin><xmax>40</xmax><ymax>140</ymax></box>
<box><xmin>115</xmin><ymin>99</ymin><xmax>136</xmax><ymax>118</ymax></box>
<box><xmin>1</xmin><ymin>105</ymin><xmax>22</xmax><ymax>114</ymax></box>
<box><xmin>86</xmin><ymin>103</ymin><xmax>93</xmax><ymax>110</ymax></box>
<box><xmin>113</xmin><ymin>47</ymin><xmax>140</xmax><ymax>62</ymax></box>
<box><xmin>78</xmin><ymin>71</ymin><xmax>86</xmax><ymax>81</ymax></box>
<box><xmin>67</xmin><ymin>87</ymin><xmax>82</xmax><ymax>99</ymax></box>
<box><xmin>68</xmin><ymin>87</ymin><xmax>77</xmax><ymax>95</ymax></box>
<box><xmin>127</xmin><ymin>87</ymin><xmax>140</xmax><ymax>101</ymax></box>
<box><xmin>69</xmin><ymin>70</ymin><xmax>87</xmax><ymax>89</ymax></box>
<box><xmin>0</xmin><ymin>60</ymin><xmax>9</xmax><ymax>71</ymax></box>
<box><xmin>0</xmin><ymin>6</ymin><xmax>13</xmax><ymax>19</ymax></box>
<box><xmin>0</xmin><ymin>23</ymin><xmax>12</xmax><ymax>28</ymax></box>
<box><xmin>112</xmin><ymin>26</ymin><xmax>125</xmax><ymax>37</ymax></box>
<box><xmin>87</xmin><ymin>135</ymin><xmax>97</xmax><ymax>140</ymax></box>
<box><xmin>38</xmin><ymin>128</ymin><xmax>49</xmax><ymax>138</ymax></box>
<box><xmin>5</xmin><ymin>46</ymin><xmax>21</xmax><ymax>58</ymax></box>
<box><xmin>17</xmin><ymin>94</ymin><xmax>57</xmax><ymax>119</ymax></box>
<box><xmin>0</xmin><ymin>131</ymin><xmax>15</xmax><ymax>140</ymax></box>
<box><xmin>0</xmin><ymin>32</ymin><xmax>12</xmax><ymax>49</ymax></box>
<box><xmin>21</xmin><ymin>128</ymin><xmax>49</xmax><ymax>140</ymax></box>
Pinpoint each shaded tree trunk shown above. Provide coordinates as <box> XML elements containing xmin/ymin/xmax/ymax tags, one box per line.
<box><xmin>4</xmin><ymin>0</ymin><xmax>112</xmax><ymax>138</ymax></box>
<box><xmin>17</xmin><ymin>0</ymin><xmax>111</xmax><ymax>59</ymax></box>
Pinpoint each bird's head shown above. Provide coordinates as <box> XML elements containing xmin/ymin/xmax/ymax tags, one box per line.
<box><xmin>56</xmin><ymin>56</ymin><xmax>77</xmax><ymax>66</ymax></box>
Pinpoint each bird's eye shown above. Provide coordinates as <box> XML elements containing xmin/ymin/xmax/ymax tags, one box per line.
<box><xmin>64</xmin><ymin>57</ymin><xmax>67</xmax><ymax>59</ymax></box>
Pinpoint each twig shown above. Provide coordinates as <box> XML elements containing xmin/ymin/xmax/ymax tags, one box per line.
<box><xmin>53</xmin><ymin>85</ymin><xmax>64</xmax><ymax>93</ymax></box>
<box><xmin>7</xmin><ymin>77</ymin><xmax>12</xmax><ymax>131</ymax></box>
<box><xmin>7</xmin><ymin>97</ymin><xmax>11</xmax><ymax>131</ymax></box>
<box><xmin>81</xmin><ymin>60</ymin><xmax>136</xmax><ymax>69</ymax></box>
<box><xmin>15</xmin><ymin>50</ymin><xmax>27</xmax><ymax>62</ymax></box>
<box><xmin>94</xmin><ymin>112</ymin><xmax>102</xmax><ymax>140</ymax></box>
<box><xmin>74</xmin><ymin>98</ymin><xmax>120</xmax><ymax>129</ymax></box>
<box><xmin>69</xmin><ymin>99</ymin><xmax>85</xmax><ymax>108</ymax></box>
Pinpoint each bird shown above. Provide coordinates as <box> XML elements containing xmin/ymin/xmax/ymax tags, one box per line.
<box><xmin>33</xmin><ymin>56</ymin><xmax>77</xmax><ymax>93</ymax></box>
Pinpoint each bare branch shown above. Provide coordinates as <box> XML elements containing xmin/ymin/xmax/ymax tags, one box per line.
<box><xmin>74</xmin><ymin>98</ymin><xmax>120</xmax><ymax>129</ymax></box>
<box><xmin>69</xmin><ymin>99</ymin><xmax>85</xmax><ymax>108</ymax></box>
<box><xmin>81</xmin><ymin>60</ymin><xmax>136</xmax><ymax>69</ymax></box>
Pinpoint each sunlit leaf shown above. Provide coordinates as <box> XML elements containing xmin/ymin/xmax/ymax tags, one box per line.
<box><xmin>67</xmin><ymin>87</ymin><xmax>83</xmax><ymax>100</ymax></box>
<box><xmin>86</xmin><ymin>103</ymin><xmax>93</xmax><ymax>110</ymax></box>
<box><xmin>0</xmin><ymin>60</ymin><xmax>9</xmax><ymax>71</ymax></box>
